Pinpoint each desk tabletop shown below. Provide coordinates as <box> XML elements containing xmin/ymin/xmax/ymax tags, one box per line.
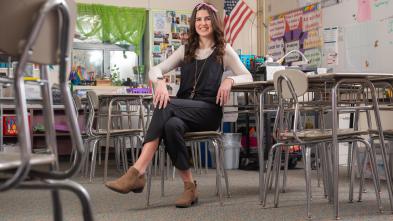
<box><xmin>308</xmin><ymin>72</ymin><xmax>393</xmax><ymax>80</ymax></box>
<box><xmin>98</xmin><ymin>93</ymin><xmax>153</xmax><ymax>99</ymax></box>
<box><xmin>232</xmin><ymin>81</ymin><xmax>274</xmax><ymax>92</ymax></box>
<box><xmin>231</xmin><ymin>73</ymin><xmax>393</xmax><ymax>92</ymax></box>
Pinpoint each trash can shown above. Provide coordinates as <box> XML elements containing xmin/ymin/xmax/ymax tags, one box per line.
<box><xmin>223</xmin><ymin>133</ymin><xmax>241</xmax><ymax>169</ymax></box>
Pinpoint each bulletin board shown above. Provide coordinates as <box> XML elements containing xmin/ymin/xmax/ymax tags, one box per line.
<box><xmin>150</xmin><ymin>10</ymin><xmax>191</xmax><ymax>67</ymax></box>
<box><xmin>321</xmin><ymin>0</ymin><xmax>393</xmax><ymax>73</ymax></box>
<box><xmin>268</xmin><ymin>3</ymin><xmax>323</xmax><ymax>67</ymax></box>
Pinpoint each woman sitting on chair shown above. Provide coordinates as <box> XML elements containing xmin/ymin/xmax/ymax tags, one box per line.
<box><xmin>105</xmin><ymin>2</ymin><xmax>252</xmax><ymax>208</ymax></box>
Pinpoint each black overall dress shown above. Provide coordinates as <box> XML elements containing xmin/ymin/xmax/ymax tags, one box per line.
<box><xmin>143</xmin><ymin>48</ymin><xmax>223</xmax><ymax>170</ymax></box>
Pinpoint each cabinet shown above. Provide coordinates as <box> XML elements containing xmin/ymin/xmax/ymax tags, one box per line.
<box><xmin>0</xmin><ymin>104</ymin><xmax>83</xmax><ymax>155</ymax></box>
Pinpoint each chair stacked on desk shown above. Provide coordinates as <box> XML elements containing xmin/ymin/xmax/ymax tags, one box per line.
<box><xmin>0</xmin><ymin>0</ymin><xmax>93</xmax><ymax>220</ymax></box>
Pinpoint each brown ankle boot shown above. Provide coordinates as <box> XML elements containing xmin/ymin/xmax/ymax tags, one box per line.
<box><xmin>175</xmin><ymin>180</ymin><xmax>198</xmax><ymax>208</ymax></box>
<box><xmin>105</xmin><ymin>167</ymin><xmax>145</xmax><ymax>194</ymax></box>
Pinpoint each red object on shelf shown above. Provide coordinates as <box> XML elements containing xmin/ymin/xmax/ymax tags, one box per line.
<box><xmin>241</xmin><ymin>136</ymin><xmax>258</xmax><ymax>149</ymax></box>
<box><xmin>3</xmin><ymin>114</ymin><xmax>31</xmax><ymax>136</ymax></box>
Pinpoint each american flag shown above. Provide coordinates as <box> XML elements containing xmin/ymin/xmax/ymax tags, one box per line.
<box><xmin>224</xmin><ymin>0</ymin><xmax>254</xmax><ymax>45</ymax></box>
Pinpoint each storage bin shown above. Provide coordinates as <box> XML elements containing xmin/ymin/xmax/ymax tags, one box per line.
<box><xmin>223</xmin><ymin>133</ymin><xmax>241</xmax><ymax>169</ymax></box>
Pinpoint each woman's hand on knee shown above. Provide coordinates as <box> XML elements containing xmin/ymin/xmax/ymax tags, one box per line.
<box><xmin>216</xmin><ymin>78</ymin><xmax>234</xmax><ymax>106</ymax></box>
<box><xmin>154</xmin><ymin>80</ymin><xmax>170</xmax><ymax>109</ymax></box>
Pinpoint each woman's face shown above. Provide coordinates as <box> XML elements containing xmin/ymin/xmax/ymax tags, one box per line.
<box><xmin>195</xmin><ymin>9</ymin><xmax>213</xmax><ymax>38</ymax></box>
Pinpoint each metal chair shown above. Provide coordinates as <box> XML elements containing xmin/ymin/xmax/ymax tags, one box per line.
<box><xmin>0</xmin><ymin>0</ymin><xmax>93</xmax><ymax>220</ymax></box>
<box><xmin>264</xmin><ymin>69</ymin><xmax>381</xmax><ymax>219</ymax></box>
<box><xmin>145</xmin><ymin>130</ymin><xmax>230</xmax><ymax>207</ymax></box>
<box><xmin>85</xmin><ymin>91</ymin><xmax>145</xmax><ymax>182</ymax></box>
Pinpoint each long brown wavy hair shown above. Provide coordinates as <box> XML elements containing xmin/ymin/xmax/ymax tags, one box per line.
<box><xmin>184</xmin><ymin>3</ymin><xmax>226</xmax><ymax>63</ymax></box>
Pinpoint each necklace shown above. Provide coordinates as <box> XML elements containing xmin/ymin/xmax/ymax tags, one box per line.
<box><xmin>189</xmin><ymin>47</ymin><xmax>215</xmax><ymax>99</ymax></box>
<box><xmin>190</xmin><ymin>58</ymin><xmax>208</xmax><ymax>99</ymax></box>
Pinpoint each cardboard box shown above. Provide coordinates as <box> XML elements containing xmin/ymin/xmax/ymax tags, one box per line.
<box><xmin>95</xmin><ymin>79</ymin><xmax>112</xmax><ymax>86</ymax></box>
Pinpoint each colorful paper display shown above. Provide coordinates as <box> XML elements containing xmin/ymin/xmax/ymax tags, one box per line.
<box><xmin>268</xmin><ymin>3</ymin><xmax>323</xmax><ymax>66</ymax></box>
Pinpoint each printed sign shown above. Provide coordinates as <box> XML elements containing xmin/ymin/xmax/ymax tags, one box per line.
<box><xmin>268</xmin><ymin>3</ymin><xmax>322</xmax><ymax>66</ymax></box>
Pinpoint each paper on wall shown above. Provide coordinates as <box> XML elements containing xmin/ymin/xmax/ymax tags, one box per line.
<box><xmin>304</xmin><ymin>48</ymin><xmax>322</xmax><ymax>67</ymax></box>
<box><xmin>268</xmin><ymin>17</ymin><xmax>286</xmax><ymax>39</ymax></box>
<box><xmin>357</xmin><ymin>0</ymin><xmax>372</xmax><ymax>22</ymax></box>
<box><xmin>267</xmin><ymin>39</ymin><xmax>285</xmax><ymax>61</ymax></box>
<box><xmin>284</xmin><ymin>40</ymin><xmax>300</xmax><ymax>62</ymax></box>
<box><xmin>266</xmin><ymin>66</ymin><xmax>286</xmax><ymax>80</ymax></box>
<box><xmin>323</xmin><ymin>27</ymin><xmax>339</xmax><ymax>66</ymax></box>
<box><xmin>153</xmin><ymin>12</ymin><xmax>166</xmax><ymax>31</ymax></box>
<box><xmin>304</xmin><ymin>30</ymin><xmax>323</xmax><ymax>49</ymax></box>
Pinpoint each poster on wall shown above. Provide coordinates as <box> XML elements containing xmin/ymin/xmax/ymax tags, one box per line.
<box><xmin>268</xmin><ymin>3</ymin><xmax>323</xmax><ymax>67</ymax></box>
<box><xmin>323</xmin><ymin>26</ymin><xmax>339</xmax><ymax>66</ymax></box>
<box><xmin>150</xmin><ymin>10</ymin><xmax>191</xmax><ymax>67</ymax></box>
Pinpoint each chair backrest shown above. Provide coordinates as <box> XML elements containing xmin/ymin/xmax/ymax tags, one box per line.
<box><xmin>87</xmin><ymin>90</ymin><xmax>99</xmax><ymax>109</ymax></box>
<box><xmin>0</xmin><ymin>0</ymin><xmax>81</xmax><ymax>191</ymax></box>
<box><xmin>0</xmin><ymin>0</ymin><xmax>76</xmax><ymax>64</ymax></box>
<box><xmin>72</xmin><ymin>93</ymin><xmax>82</xmax><ymax>112</ymax></box>
<box><xmin>272</xmin><ymin>69</ymin><xmax>308</xmax><ymax>142</ymax></box>
<box><xmin>273</xmin><ymin>69</ymin><xmax>308</xmax><ymax>99</ymax></box>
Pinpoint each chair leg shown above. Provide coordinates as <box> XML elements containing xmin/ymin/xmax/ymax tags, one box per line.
<box><xmin>282</xmin><ymin>146</ymin><xmax>290</xmax><ymax>193</ymax></box>
<box><xmin>349</xmin><ymin>144</ymin><xmax>356</xmax><ymax>203</ymax></box>
<box><xmin>263</xmin><ymin>143</ymin><xmax>280</xmax><ymax>207</ymax></box>
<box><xmin>51</xmin><ymin>190</ymin><xmax>63</xmax><ymax>221</ymax></box>
<box><xmin>325</xmin><ymin>143</ymin><xmax>334</xmax><ymax>203</ymax></box>
<box><xmin>319</xmin><ymin>143</ymin><xmax>328</xmax><ymax>198</ymax></box>
<box><xmin>89</xmin><ymin>139</ymin><xmax>99</xmax><ymax>182</ymax></box>
<box><xmin>104</xmin><ymin>136</ymin><xmax>111</xmax><ymax>182</ymax></box>
<box><xmin>369</xmin><ymin>138</ymin><xmax>381</xmax><ymax>192</ymax></box>
<box><xmin>160</xmin><ymin>145</ymin><xmax>165</xmax><ymax>197</ymax></box>
<box><xmin>154</xmin><ymin>151</ymin><xmax>158</xmax><ymax>176</ymax></box>
<box><xmin>357</xmin><ymin>148</ymin><xmax>368</xmax><ymax>202</ymax></box>
<box><xmin>273</xmin><ymin>146</ymin><xmax>282</xmax><ymax>208</ymax></box>
<box><xmin>120</xmin><ymin>139</ymin><xmax>126</xmax><ymax>172</ymax></box>
<box><xmin>19</xmin><ymin>180</ymin><xmax>94</xmax><ymax>221</ymax></box>
<box><xmin>213</xmin><ymin>139</ymin><xmax>223</xmax><ymax>205</ymax></box>
<box><xmin>198</xmin><ymin>142</ymin><xmax>203</xmax><ymax>175</ymax></box>
<box><xmin>122</xmin><ymin>138</ymin><xmax>128</xmax><ymax>173</ymax></box>
<box><xmin>218</xmin><ymin>138</ymin><xmax>230</xmax><ymax>198</ymax></box>
<box><xmin>190</xmin><ymin>142</ymin><xmax>197</xmax><ymax>173</ymax></box>
<box><xmin>172</xmin><ymin>166</ymin><xmax>176</xmax><ymax>180</ymax></box>
<box><xmin>269</xmin><ymin>147</ymin><xmax>277</xmax><ymax>191</ymax></box>
<box><xmin>98</xmin><ymin>142</ymin><xmax>102</xmax><ymax>165</ymax></box>
<box><xmin>363</xmin><ymin>140</ymin><xmax>383</xmax><ymax>212</ymax></box>
<box><xmin>146</xmin><ymin>163</ymin><xmax>152</xmax><ymax>208</ymax></box>
<box><xmin>315</xmin><ymin>146</ymin><xmax>321</xmax><ymax>188</ymax></box>
<box><xmin>205</xmin><ymin>141</ymin><xmax>209</xmax><ymax>174</ymax></box>
<box><xmin>166</xmin><ymin>154</ymin><xmax>171</xmax><ymax>180</ymax></box>
<box><xmin>305</xmin><ymin>147</ymin><xmax>312</xmax><ymax>219</ymax></box>
<box><xmin>258</xmin><ymin>135</ymin><xmax>265</xmax><ymax>205</ymax></box>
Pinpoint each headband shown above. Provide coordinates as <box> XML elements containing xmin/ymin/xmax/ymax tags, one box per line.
<box><xmin>195</xmin><ymin>2</ymin><xmax>218</xmax><ymax>12</ymax></box>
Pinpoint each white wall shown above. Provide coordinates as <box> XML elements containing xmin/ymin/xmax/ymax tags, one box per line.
<box><xmin>265</xmin><ymin>0</ymin><xmax>297</xmax><ymax>16</ymax></box>
<box><xmin>76</xmin><ymin>0</ymin><xmax>258</xmax><ymax>55</ymax></box>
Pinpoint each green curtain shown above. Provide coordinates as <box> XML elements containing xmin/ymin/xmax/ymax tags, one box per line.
<box><xmin>76</xmin><ymin>4</ymin><xmax>146</xmax><ymax>52</ymax></box>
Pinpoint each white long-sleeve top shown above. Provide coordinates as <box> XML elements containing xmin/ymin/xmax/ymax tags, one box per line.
<box><xmin>149</xmin><ymin>43</ymin><xmax>253</xmax><ymax>84</ymax></box>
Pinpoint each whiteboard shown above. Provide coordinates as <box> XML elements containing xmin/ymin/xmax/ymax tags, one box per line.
<box><xmin>321</xmin><ymin>0</ymin><xmax>393</xmax><ymax>72</ymax></box>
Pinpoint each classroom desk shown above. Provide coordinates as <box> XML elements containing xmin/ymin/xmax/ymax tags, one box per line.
<box><xmin>231</xmin><ymin>81</ymin><xmax>275</xmax><ymax>204</ymax></box>
<box><xmin>232</xmin><ymin>73</ymin><xmax>393</xmax><ymax>217</ymax></box>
